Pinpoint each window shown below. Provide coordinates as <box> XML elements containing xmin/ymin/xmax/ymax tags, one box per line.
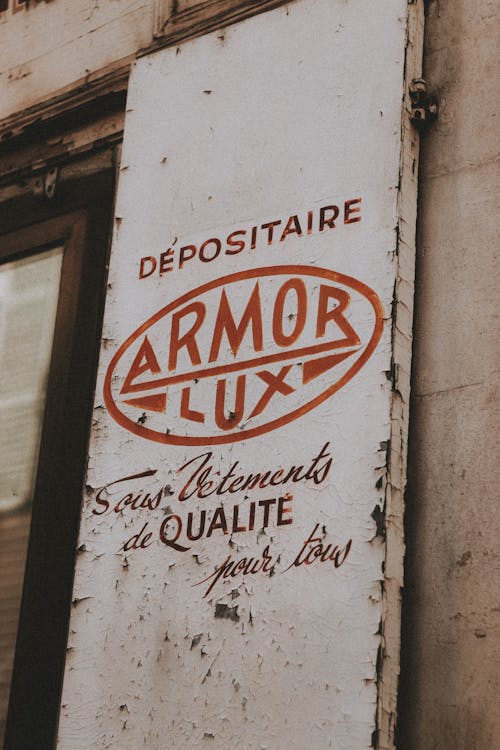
<box><xmin>0</xmin><ymin>0</ymin><xmax>27</xmax><ymax>18</ymax></box>
<box><xmin>0</xmin><ymin>244</ymin><xmax>63</xmax><ymax>741</ymax></box>
<box><xmin>12</xmin><ymin>0</ymin><xmax>27</xmax><ymax>13</ymax></box>
<box><xmin>0</xmin><ymin>245</ymin><xmax>63</xmax><ymax>514</ymax></box>
<box><xmin>0</xmin><ymin>171</ymin><xmax>113</xmax><ymax>749</ymax></box>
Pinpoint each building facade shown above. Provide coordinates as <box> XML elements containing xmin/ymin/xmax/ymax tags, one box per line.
<box><xmin>0</xmin><ymin>1</ymin><xmax>498</xmax><ymax>748</ymax></box>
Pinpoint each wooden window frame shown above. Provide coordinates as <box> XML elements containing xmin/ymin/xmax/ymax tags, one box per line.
<box><xmin>150</xmin><ymin>0</ymin><xmax>290</xmax><ymax>51</ymax></box>
<box><xmin>1</xmin><ymin>171</ymin><xmax>114</xmax><ymax>750</ymax></box>
<box><xmin>12</xmin><ymin>0</ymin><xmax>27</xmax><ymax>15</ymax></box>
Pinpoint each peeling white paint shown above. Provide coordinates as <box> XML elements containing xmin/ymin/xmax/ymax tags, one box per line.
<box><xmin>57</xmin><ymin>2</ymin><xmax>420</xmax><ymax>748</ymax></box>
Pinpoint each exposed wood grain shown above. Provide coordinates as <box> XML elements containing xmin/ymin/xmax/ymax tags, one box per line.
<box><xmin>0</xmin><ymin>0</ymin><xmax>153</xmax><ymax>120</ymax></box>
<box><xmin>0</xmin><ymin>62</ymin><xmax>127</xmax><ymax>190</ymax></box>
<box><xmin>147</xmin><ymin>0</ymin><xmax>293</xmax><ymax>53</ymax></box>
<box><xmin>0</xmin><ymin>511</ymin><xmax>31</xmax><ymax>746</ymax></box>
<box><xmin>376</xmin><ymin>2</ymin><xmax>425</xmax><ymax>749</ymax></box>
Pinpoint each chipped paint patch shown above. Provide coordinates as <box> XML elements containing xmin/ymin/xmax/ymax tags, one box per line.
<box><xmin>58</xmin><ymin>2</ymin><xmax>421</xmax><ymax>748</ymax></box>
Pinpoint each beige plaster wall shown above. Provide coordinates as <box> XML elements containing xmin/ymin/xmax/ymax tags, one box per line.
<box><xmin>399</xmin><ymin>1</ymin><xmax>500</xmax><ymax>748</ymax></box>
<box><xmin>0</xmin><ymin>0</ymin><xmax>155</xmax><ymax>120</ymax></box>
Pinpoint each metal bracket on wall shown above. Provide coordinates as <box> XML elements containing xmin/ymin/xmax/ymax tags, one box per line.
<box><xmin>32</xmin><ymin>166</ymin><xmax>59</xmax><ymax>200</ymax></box>
<box><xmin>43</xmin><ymin>166</ymin><xmax>58</xmax><ymax>199</ymax></box>
<box><xmin>409</xmin><ymin>78</ymin><xmax>438</xmax><ymax>130</ymax></box>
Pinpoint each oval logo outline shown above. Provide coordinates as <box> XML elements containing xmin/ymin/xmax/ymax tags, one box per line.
<box><xmin>103</xmin><ymin>265</ymin><xmax>384</xmax><ymax>445</ymax></box>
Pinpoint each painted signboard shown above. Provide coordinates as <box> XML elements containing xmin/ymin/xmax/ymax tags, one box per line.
<box><xmin>58</xmin><ymin>1</ymin><xmax>422</xmax><ymax>748</ymax></box>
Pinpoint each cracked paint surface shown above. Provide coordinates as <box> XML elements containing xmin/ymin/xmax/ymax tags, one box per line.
<box><xmin>57</xmin><ymin>2</ymin><xmax>419</xmax><ymax>748</ymax></box>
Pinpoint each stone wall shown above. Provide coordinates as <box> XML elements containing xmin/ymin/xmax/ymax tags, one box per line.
<box><xmin>399</xmin><ymin>2</ymin><xmax>500</xmax><ymax>747</ymax></box>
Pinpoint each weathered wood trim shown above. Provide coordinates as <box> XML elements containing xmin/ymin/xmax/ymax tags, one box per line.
<box><xmin>0</xmin><ymin>148</ymin><xmax>117</xmax><ymax>207</ymax></box>
<box><xmin>3</xmin><ymin>172</ymin><xmax>115</xmax><ymax>750</ymax></box>
<box><xmin>0</xmin><ymin>122</ymin><xmax>123</xmax><ymax>191</ymax></box>
<box><xmin>0</xmin><ymin>58</ymin><xmax>131</xmax><ymax>148</ymax></box>
<box><xmin>0</xmin><ymin>60</ymin><xmax>129</xmax><ymax>191</ymax></box>
<box><xmin>0</xmin><ymin>3</ymin><xmax>293</xmax><ymax>148</ymax></box>
<box><xmin>0</xmin><ymin>2</ymin><xmax>294</xmax><ymax>169</ymax></box>
<box><xmin>144</xmin><ymin>0</ymin><xmax>294</xmax><ymax>55</ymax></box>
<box><xmin>377</xmin><ymin>2</ymin><xmax>425</xmax><ymax>748</ymax></box>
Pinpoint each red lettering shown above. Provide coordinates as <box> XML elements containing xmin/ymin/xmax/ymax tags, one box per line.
<box><xmin>186</xmin><ymin>511</ymin><xmax>206</xmax><ymax>541</ymax></box>
<box><xmin>279</xmin><ymin>214</ymin><xmax>302</xmax><ymax>241</ymax></box>
<box><xmin>159</xmin><ymin>515</ymin><xmax>190</xmax><ymax>552</ymax></box>
<box><xmin>209</xmin><ymin>283</ymin><xmax>263</xmax><ymax>363</ymax></box>
<box><xmin>226</xmin><ymin>230</ymin><xmax>246</xmax><ymax>254</ymax></box>
<box><xmin>316</xmin><ymin>285</ymin><xmax>360</xmax><ymax>347</ymax></box>
<box><xmin>277</xmin><ymin>496</ymin><xmax>293</xmax><ymax>526</ymax></box>
<box><xmin>283</xmin><ymin>524</ymin><xmax>352</xmax><ymax>572</ymax></box>
<box><xmin>139</xmin><ymin>256</ymin><xmax>157</xmax><ymax>279</ymax></box>
<box><xmin>121</xmin><ymin>336</ymin><xmax>161</xmax><ymax>394</ymax></box>
<box><xmin>261</xmin><ymin>220</ymin><xmax>281</xmax><ymax>244</ymax></box>
<box><xmin>257</xmin><ymin>498</ymin><xmax>276</xmax><ymax>528</ymax></box>
<box><xmin>214</xmin><ymin>375</ymin><xmax>246</xmax><ymax>431</ymax></box>
<box><xmin>319</xmin><ymin>205</ymin><xmax>339</xmax><ymax>230</ymax></box>
<box><xmin>249</xmin><ymin>366</ymin><xmax>294</xmax><ymax>419</ymax></box>
<box><xmin>232</xmin><ymin>504</ymin><xmax>246</xmax><ymax>533</ymax></box>
<box><xmin>344</xmin><ymin>197</ymin><xmax>362</xmax><ymax>224</ymax></box>
<box><xmin>206</xmin><ymin>507</ymin><xmax>229</xmax><ymax>537</ymax></box>
<box><xmin>180</xmin><ymin>386</ymin><xmax>205</xmax><ymax>423</ymax></box>
<box><xmin>169</xmin><ymin>301</ymin><xmax>206</xmax><ymax>371</ymax></box>
<box><xmin>159</xmin><ymin>248</ymin><xmax>174</xmax><ymax>274</ymax></box>
<box><xmin>91</xmin><ymin>469</ymin><xmax>158</xmax><ymax>516</ymax></box>
<box><xmin>121</xmin><ymin>522</ymin><xmax>153</xmax><ymax>552</ymax></box>
<box><xmin>199</xmin><ymin>238</ymin><xmax>221</xmax><ymax>263</ymax></box>
<box><xmin>272</xmin><ymin>278</ymin><xmax>307</xmax><ymax>347</ymax></box>
<box><xmin>194</xmin><ymin>545</ymin><xmax>275</xmax><ymax>597</ymax></box>
<box><xmin>179</xmin><ymin>245</ymin><xmax>197</xmax><ymax>268</ymax></box>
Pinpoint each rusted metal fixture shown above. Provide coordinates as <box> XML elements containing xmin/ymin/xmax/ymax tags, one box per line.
<box><xmin>43</xmin><ymin>166</ymin><xmax>58</xmax><ymax>199</ymax></box>
<box><xmin>409</xmin><ymin>78</ymin><xmax>438</xmax><ymax>129</ymax></box>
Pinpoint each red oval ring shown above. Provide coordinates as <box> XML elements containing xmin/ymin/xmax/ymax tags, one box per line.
<box><xmin>103</xmin><ymin>265</ymin><xmax>384</xmax><ymax>446</ymax></box>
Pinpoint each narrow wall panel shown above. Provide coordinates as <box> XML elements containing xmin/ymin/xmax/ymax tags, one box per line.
<box><xmin>57</xmin><ymin>2</ymin><xmax>422</xmax><ymax>747</ymax></box>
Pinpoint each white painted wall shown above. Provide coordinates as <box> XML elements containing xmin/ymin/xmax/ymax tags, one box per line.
<box><xmin>0</xmin><ymin>0</ymin><xmax>155</xmax><ymax>120</ymax></box>
<box><xmin>56</xmin><ymin>2</ymin><xmax>416</xmax><ymax>748</ymax></box>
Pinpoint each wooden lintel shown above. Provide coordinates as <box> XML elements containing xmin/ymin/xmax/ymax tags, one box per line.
<box><xmin>0</xmin><ymin>58</ymin><xmax>131</xmax><ymax>148</ymax></box>
<box><xmin>141</xmin><ymin>0</ymin><xmax>293</xmax><ymax>57</ymax></box>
